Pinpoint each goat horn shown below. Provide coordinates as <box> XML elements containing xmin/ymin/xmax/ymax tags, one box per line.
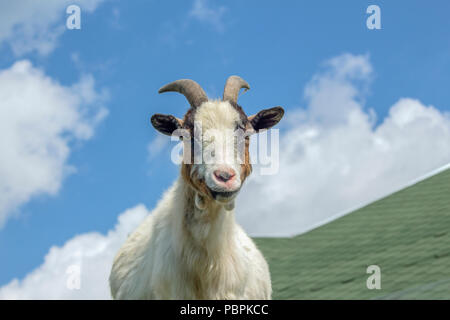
<box><xmin>223</xmin><ymin>75</ymin><xmax>250</xmax><ymax>104</ymax></box>
<box><xmin>158</xmin><ymin>79</ymin><xmax>208</xmax><ymax>109</ymax></box>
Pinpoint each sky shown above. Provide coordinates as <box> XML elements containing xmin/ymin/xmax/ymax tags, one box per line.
<box><xmin>0</xmin><ymin>0</ymin><xmax>449</xmax><ymax>299</ymax></box>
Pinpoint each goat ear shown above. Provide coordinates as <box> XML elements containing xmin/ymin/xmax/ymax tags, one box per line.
<box><xmin>151</xmin><ymin>114</ymin><xmax>183</xmax><ymax>136</ymax></box>
<box><xmin>248</xmin><ymin>106</ymin><xmax>284</xmax><ymax>132</ymax></box>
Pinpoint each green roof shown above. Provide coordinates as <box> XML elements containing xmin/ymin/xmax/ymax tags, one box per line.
<box><xmin>255</xmin><ymin>167</ymin><xmax>450</xmax><ymax>299</ymax></box>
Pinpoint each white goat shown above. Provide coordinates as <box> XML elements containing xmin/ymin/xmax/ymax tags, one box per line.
<box><xmin>109</xmin><ymin>76</ymin><xmax>284</xmax><ymax>299</ymax></box>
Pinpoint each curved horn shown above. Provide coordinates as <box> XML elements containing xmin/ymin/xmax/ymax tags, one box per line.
<box><xmin>158</xmin><ymin>79</ymin><xmax>208</xmax><ymax>108</ymax></box>
<box><xmin>223</xmin><ymin>75</ymin><xmax>250</xmax><ymax>104</ymax></box>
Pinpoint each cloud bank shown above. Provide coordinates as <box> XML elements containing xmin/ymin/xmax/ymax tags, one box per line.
<box><xmin>0</xmin><ymin>0</ymin><xmax>105</xmax><ymax>55</ymax></box>
<box><xmin>237</xmin><ymin>53</ymin><xmax>450</xmax><ymax>236</ymax></box>
<box><xmin>0</xmin><ymin>60</ymin><xmax>107</xmax><ymax>227</ymax></box>
<box><xmin>0</xmin><ymin>205</ymin><xmax>148</xmax><ymax>299</ymax></box>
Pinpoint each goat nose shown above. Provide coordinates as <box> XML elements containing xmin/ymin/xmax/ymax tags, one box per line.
<box><xmin>213</xmin><ymin>169</ymin><xmax>236</xmax><ymax>183</ymax></box>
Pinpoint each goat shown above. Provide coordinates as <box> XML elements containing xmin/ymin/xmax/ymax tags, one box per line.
<box><xmin>109</xmin><ymin>76</ymin><xmax>284</xmax><ymax>299</ymax></box>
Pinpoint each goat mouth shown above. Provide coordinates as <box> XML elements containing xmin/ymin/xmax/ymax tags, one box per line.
<box><xmin>209</xmin><ymin>189</ymin><xmax>238</xmax><ymax>201</ymax></box>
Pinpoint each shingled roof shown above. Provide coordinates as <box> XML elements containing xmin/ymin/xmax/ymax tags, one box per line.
<box><xmin>255</xmin><ymin>166</ymin><xmax>450</xmax><ymax>299</ymax></box>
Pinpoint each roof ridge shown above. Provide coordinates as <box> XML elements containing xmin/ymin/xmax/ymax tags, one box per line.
<box><xmin>293</xmin><ymin>161</ymin><xmax>450</xmax><ymax>237</ymax></box>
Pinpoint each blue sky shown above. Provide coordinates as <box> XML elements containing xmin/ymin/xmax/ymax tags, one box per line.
<box><xmin>0</xmin><ymin>0</ymin><xmax>449</xmax><ymax>298</ymax></box>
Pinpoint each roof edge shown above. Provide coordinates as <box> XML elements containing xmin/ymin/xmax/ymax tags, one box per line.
<box><xmin>293</xmin><ymin>162</ymin><xmax>450</xmax><ymax>237</ymax></box>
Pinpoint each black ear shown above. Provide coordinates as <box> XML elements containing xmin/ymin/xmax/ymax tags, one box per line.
<box><xmin>151</xmin><ymin>114</ymin><xmax>183</xmax><ymax>136</ymax></box>
<box><xmin>249</xmin><ymin>106</ymin><xmax>284</xmax><ymax>132</ymax></box>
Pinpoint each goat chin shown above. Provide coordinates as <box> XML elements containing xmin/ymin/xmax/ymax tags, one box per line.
<box><xmin>224</xmin><ymin>200</ymin><xmax>235</xmax><ymax>211</ymax></box>
<box><xmin>195</xmin><ymin>191</ymin><xmax>236</xmax><ymax>211</ymax></box>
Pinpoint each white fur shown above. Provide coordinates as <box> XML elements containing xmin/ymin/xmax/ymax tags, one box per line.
<box><xmin>109</xmin><ymin>178</ymin><xmax>272</xmax><ymax>299</ymax></box>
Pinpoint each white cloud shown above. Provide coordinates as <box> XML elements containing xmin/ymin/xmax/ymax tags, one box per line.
<box><xmin>159</xmin><ymin>0</ymin><xmax>228</xmax><ymax>47</ymax></box>
<box><xmin>147</xmin><ymin>135</ymin><xmax>170</xmax><ymax>160</ymax></box>
<box><xmin>237</xmin><ymin>53</ymin><xmax>450</xmax><ymax>237</ymax></box>
<box><xmin>0</xmin><ymin>60</ymin><xmax>108</xmax><ymax>227</ymax></box>
<box><xmin>0</xmin><ymin>0</ymin><xmax>105</xmax><ymax>55</ymax></box>
<box><xmin>189</xmin><ymin>0</ymin><xmax>228</xmax><ymax>32</ymax></box>
<box><xmin>0</xmin><ymin>205</ymin><xmax>148</xmax><ymax>299</ymax></box>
